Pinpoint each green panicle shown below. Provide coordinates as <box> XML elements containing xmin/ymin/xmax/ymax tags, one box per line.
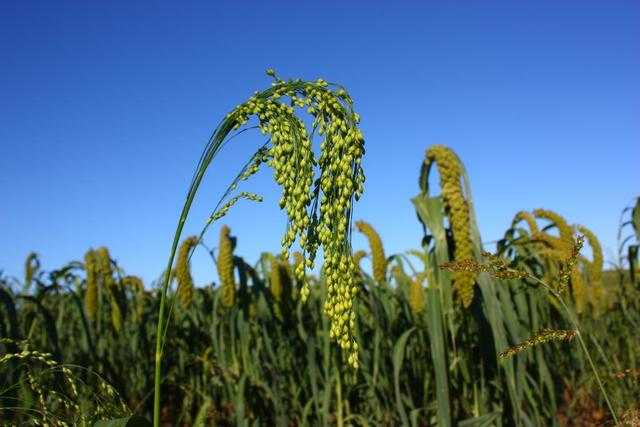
<box><xmin>217</xmin><ymin>226</ymin><xmax>236</xmax><ymax>308</ymax></box>
<box><xmin>176</xmin><ymin>236</ymin><xmax>199</xmax><ymax>308</ymax></box>
<box><xmin>499</xmin><ymin>328</ymin><xmax>578</xmax><ymax>359</ymax></box>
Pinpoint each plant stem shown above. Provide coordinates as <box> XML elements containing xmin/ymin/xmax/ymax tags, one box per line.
<box><xmin>153</xmin><ymin>215</ymin><xmax>187</xmax><ymax>427</ymax></box>
<box><xmin>526</xmin><ymin>274</ymin><xmax>620</xmax><ymax>427</ymax></box>
<box><xmin>557</xmin><ymin>297</ymin><xmax>620</xmax><ymax>427</ymax></box>
<box><xmin>153</xmin><ymin>164</ymin><xmax>209</xmax><ymax>426</ymax></box>
<box><xmin>152</xmin><ymin>118</ymin><xmax>233</xmax><ymax>427</ymax></box>
<box><xmin>336</xmin><ymin>372</ymin><xmax>343</xmax><ymax>427</ymax></box>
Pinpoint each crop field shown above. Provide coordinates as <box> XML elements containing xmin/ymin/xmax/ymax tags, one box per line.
<box><xmin>1</xmin><ymin>74</ymin><xmax>639</xmax><ymax>427</ymax></box>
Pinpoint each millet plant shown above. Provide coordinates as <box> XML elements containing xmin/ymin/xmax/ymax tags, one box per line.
<box><xmin>152</xmin><ymin>71</ymin><xmax>367</xmax><ymax>426</ymax></box>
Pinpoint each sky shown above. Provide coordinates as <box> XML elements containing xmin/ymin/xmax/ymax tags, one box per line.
<box><xmin>1</xmin><ymin>1</ymin><xmax>639</xmax><ymax>287</ymax></box>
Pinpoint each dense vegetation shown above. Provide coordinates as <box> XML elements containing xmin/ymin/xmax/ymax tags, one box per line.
<box><xmin>1</xmin><ymin>74</ymin><xmax>638</xmax><ymax>426</ymax></box>
<box><xmin>1</xmin><ymin>149</ymin><xmax>637</xmax><ymax>426</ymax></box>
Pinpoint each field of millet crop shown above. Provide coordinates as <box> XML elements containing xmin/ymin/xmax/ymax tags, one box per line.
<box><xmin>1</xmin><ymin>75</ymin><xmax>639</xmax><ymax>427</ymax></box>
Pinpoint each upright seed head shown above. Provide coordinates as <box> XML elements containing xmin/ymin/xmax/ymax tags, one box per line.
<box><xmin>268</xmin><ymin>253</ymin><xmax>283</xmax><ymax>318</ymax></box>
<box><xmin>96</xmin><ymin>247</ymin><xmax>124</xmax><ymax>333</ymax></box>
<box><xmin>409</xmin><ymin>272</ymin><xmax>426</xmax><ymax>315</ymax></box>
<box><xmin>84</xmin><ymin>249</ymin><xmax>98</xmax><ymax>318</ymax></box>
<box><xmin>355</xmin><ymin>221</ymin><xmax>387</xmax><ymax>283</ymax></box>
<box><xmin>217</xmin><ymin>226</ymin><xmax>236</xmax><ymax>308</ymax></box>
<box><xmin>176</xmin><ymin>236</ymin><xmax>199</xmax><ymax>308</ymax></box>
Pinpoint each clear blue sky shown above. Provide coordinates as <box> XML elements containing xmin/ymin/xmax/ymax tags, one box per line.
<box><xmin>1</xmin><ymin>1</ymin><xmax>638</xmax><ymax>286</ymax></box>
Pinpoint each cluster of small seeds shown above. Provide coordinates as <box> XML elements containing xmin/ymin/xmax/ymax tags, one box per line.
<box><xmin>409</xmin><ymin>272</ymin><xmax>427</xmax><ymax>315</ymax></box>
<box><xmin>96</xmin><ymin>247</ymin><xmax>125</xmax><ymax>333</ymax></box>
<box><xmin>223</xmin><ymin>71</ymin><xmax>365</xmax><ymax>367</ymax></box>
<box><xmin>533</xmin><ymin>209</ymin><xmax>574</xmax><ymax>245</ymax></box>
<box><xmin>83</xmin><ymin>249</ymin><xmax>99</xmax><ymax>317</ymax></box>
<box><xmin>514</xmin><ymin>209</ymin><xmax>606</xmax><ymax>315</ymax></box>
<box><xmin>0</xmin><ymin>349</ymin><xmax>79</xmax><ymax>405</ymax></box>
<box><xmin>208</xmin><ymin>192</ymin><xmax>263</xmax><ymax>223</ymax></box>
<box><xmin>267</xmin><ymin>254</ymin><xmax>293</xmax><ymax>318</ymax></box>
<box><xmin>441</xmin><ymin>254</ymin><xmax>529</xmax><ymax>280</ymax></box>
<box><xmin>0</xmin><ymin>340</ymin><xmax>131</xmax><ymax>424</ymax></box>
<box><xmin>425</xmin><ymin>145</ymin><xmax>475</xmax><ymax>307</ymax></box>
<box><xmin>355</xmin><ymin>220</ymin><xmax>387</xmax><ymax>283</ymax></box>
<box><xmin>499</xmin><ymin>328</ymin><xmax>578</xmax><ymax>359</ymax></box>
<box><xmin>217</xmin><ymin>225</ymin><xmax>236</xmax><ymax>307</ymax></box>
<box><xmin>25</xmin><ymin>252</ymin><xmax>39</xmax><ymax>287</ymax></box>
<box><xmin>268</xmin><ymin>254</ymin><xmax>283</xmax><ymax>318</ymax></box>
<box><xmin>512</xmin><ymin>210</ymin><xmax>539</xmax><ymax>234</ymax></box>
<box><xmin>292</xmin><ymin>251</ymin><xmax>304</xmax><ymax>276</ymax></box>
<box><xmin>96</xmin><ymin>247</ymin><xmax>114</xmax><ymax>286</ymax></box>
<box><xmin>556</xmin><ymin>235</ymin><xmax>585</xmax><ymax>295</ymax></box>
<box><xmin>238</xmin><ymin>146</ymin><xmax>269</xmax><ymax>182</ymax></box>
<box><xmin>533</xmin><ymin>209</ymin><xmax>588</xmax><ymax>312</ymax></box>
<box><xmin>0</xmin><ymin>349</ymin><xmax>57</xmax><ymax>366</ymax></box>
<box><xmin>176</xmin><ymin>236</ymin><xmax>198</xmax><ymax>308</ymax></box>
<box><xmin>531</xmin><ymin>231</ymin><xmax>567</xmax><ymax>253</ymax></box>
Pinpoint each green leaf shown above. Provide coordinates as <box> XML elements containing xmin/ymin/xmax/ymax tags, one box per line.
<box><xmin>94</xmin><ymin>416</ymin><xmax>152</xmax><ymax>427</ymax></box>
<box><xmin>392</xmin><ymin>327</ymin><xmax>416</xmax><ymax>426</ymax></box>
<box><xmin>458</xmin><ymin>412</ymin><xmax>501</xmax><ymax>427</ymax></box>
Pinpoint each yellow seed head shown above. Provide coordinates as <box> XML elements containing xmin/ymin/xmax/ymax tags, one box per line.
<box><xmin>409</xmin><ymin>272</ymin><xmax>426</xmax><ymax>315</ymax></box>
<box><xmin>268</xmin><ymin>254</ymin><xmax>283</xmax><ymax>318</ymax></box>
<box><xmin>533</xmin><ymin>209</ymin><xmax>574</xmax><ymax>249</ymax></box>
<box><xmin>425</xmin><ymin>145</ymin><xmax>475</xmax><ymax>307</ymax></box>
<box><xmin>176</xmin><ymin>236</ymin><xmax>198</xmax><ymax>308</ymax></box>
<box><xmin>24</xmin><ymin>252</ymin><xmax>39</xmax><ymax>288</ymax></box>
<box><xmin>512</xmin><ymin>210</ymin><xmax>538</xmax><ymax>234</ymax></box>
<box><xmin>217</xmin><ymin>226</ymin><xmax>236</xmax><ymax>307</ymax></box>
<box><xmin>224</xmin><ymin>78</ymin><xmax>366</xmax><ymax>367</ymax></box>
<box><xmin>84</xmin><ymin>249</ymin><xmax>98</xmax><ymax>318</ymax></box>
<box><xmin>95</xmin><ymin>247</ymin><xmax>123</xmax><ymax>332</ymax></box>
<box><xmin>355</xmin><ymin>220</ymin><xmax>387</xmax><ymax>283</ymax></box>
<box><xmin>353</xmin><ymin>250</ymin><xmax>366</xmax><ymax>274</ymax></box>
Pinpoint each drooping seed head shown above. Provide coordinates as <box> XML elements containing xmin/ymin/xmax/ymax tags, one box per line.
<box><xmin>219</xmin><ymin>71</ymin><xmax>366</xmax><ymax>366</ymax></box>
<box><xmin>425</xmin><ymin>145</ymin><xmax>475</xmax><ymax>307</ymax></box>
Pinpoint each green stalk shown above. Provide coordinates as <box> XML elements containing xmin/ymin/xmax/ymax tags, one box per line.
<box><xmin>151</xmin><ymin>76</ymin><xmax>364</xmax><ymax>426</ymax></box>
<box><xmin>525</xmin><ymin>274</ymin><xmax>620</xmax><ymax>426</ymax></box>
<box><xmin>153</xmin><ymin>119</ymin><xmax>234</xmax><ymax>427</ymax></box>
<box><xmin>556</xmin><ymin>296</ymin><xmax>620</xmax><ymax>427</ymax></box>
<box><xmin>336</xmin><ymin>372</ymin><xmax>344</xmax><ymax>427</ymax></box>
<box><xmin>153</xmin><ymin>206</ymin><xmax>189</xmax><ymax>427</ymax></box>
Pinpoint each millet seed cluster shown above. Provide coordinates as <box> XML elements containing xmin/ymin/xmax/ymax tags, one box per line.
<box><xmin>425</xmin><ymin>145</ymin><xmax>475</xmax><ymax>308</ymax></box>
<box><xmin>224</xmin><ymin>71</ymin><xmax>365</xmax><ymax>367</ymax></box>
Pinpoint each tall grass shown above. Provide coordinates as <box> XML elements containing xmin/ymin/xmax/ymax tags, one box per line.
<box><xmin>1</xmin><ymin>78</ymin><xmax>638</xmax><ymax>425</ymax></box>
<box><xmin>3</xmin><ymin>195</ymin><xmax>636</xmax><ymax>424</ymax></box>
